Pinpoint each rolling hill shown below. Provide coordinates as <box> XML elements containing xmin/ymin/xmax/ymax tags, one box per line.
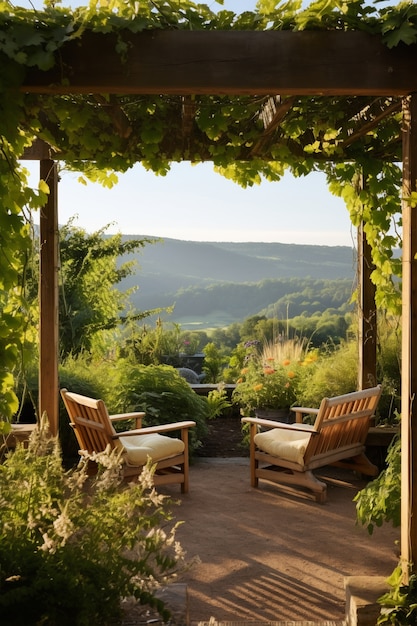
<box><xmin>119</xmin><ymin>237</ymin><xmax>356</xmax><ymax>328</ymax></box>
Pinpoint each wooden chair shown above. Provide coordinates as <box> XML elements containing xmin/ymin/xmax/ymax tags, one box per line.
<box><xmin>61</xmin><ymin>388</ymin><xmax>195</xmax><ymax>493</ymax></box>
<box><xmin>242</xmin><ymin>385</ymin><xmax>382</xmax><ymax>503</ymax></box>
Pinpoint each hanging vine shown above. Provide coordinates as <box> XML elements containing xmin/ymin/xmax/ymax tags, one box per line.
<box><xmin>0</xmin><ymin>0</ymin><xmax>415</xmax><ymax>420</ymax></box>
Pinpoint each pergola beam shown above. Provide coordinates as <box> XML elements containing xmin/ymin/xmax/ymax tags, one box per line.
<box><xmin>22</xmin><ymin>31</ymin><xmax>417</xmax><ymax>96</ymax></box>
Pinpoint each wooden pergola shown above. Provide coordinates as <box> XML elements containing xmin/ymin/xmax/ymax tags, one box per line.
<box><xmin>19</xmin><ymin>29</ymin><xmax>417</xmax><ymax>575</ymax></box>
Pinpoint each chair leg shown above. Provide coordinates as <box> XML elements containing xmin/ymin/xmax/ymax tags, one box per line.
<box><xmin>255</xmin><ymin>465</ymin><xmax>327</xmax><ymax>503</ymax></box>
<box><xmin>251</xmin><ymin>456</ymin><xmax>259</xmax><ymax>488</ymax></box>
<box><xmin>334</xmin><ymin>453</ymin><xmax>379</xmax><ymax>477</ymax></box>
<box><xmin>181</xmin><ymin>429</ymin><xmax>190</xmax><ymax>494</ymax></box>
<box><xmin>181</xmin><ymin>460</ymin><xmax>189</xmax><ymax>494</ymax></box>
<box><xmin>249</xmin><ymin>423</ymin><xmax>259</xmax><ymax>488</ymax></box>
<box><xmin>276</xmin><ymin>469</ymin><xmax>327</xmax><ymax>503</ymax></box>
<box><xmin>302</xmin><ymin>471</ymin><xmax>327</xmax><ymax>503</ymax></box>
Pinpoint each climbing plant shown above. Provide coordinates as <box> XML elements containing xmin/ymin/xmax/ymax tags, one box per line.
<box><xmin>0</xmin><ymin>145</ymin><xmax>47</xmax><ymax>423</ymax></box>
<box><xmin>0</xmin><ymin>0</ymin><xmax>415</xmax><ymax>421</ymax></box>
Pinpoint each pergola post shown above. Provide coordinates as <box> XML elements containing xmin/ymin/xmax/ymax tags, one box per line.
<box><xmin>39</xmin><ymin>159</ymin><xmax>59</xmax><ymax>436</ymax></box>
<box><xmin>357</xmin><ymin>220</ymin><xmax>377</xmax><ymax>389</ymax></box>
<box><xmin>401</xmin><ymin>94</ymin><xmax>417</xmax><ymax>578</ymax></box>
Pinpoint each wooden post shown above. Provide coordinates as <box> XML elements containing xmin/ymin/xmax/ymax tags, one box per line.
<box><xmin>39</xmin><ymin>159</ymin><xmax>59</xmax><ymax>436</ymax></box>
<box><xmin>401</xmin><ymin>94</ymin><xmax>417</xmax><ymax>578</ymax></box>
<box><xmin>357</xmin><ymin>219</ymin><xmax>377</xmax><ymax>390</ymax></box>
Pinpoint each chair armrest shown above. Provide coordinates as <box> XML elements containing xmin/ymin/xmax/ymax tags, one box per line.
<box><xmin>290</xmin><ymin>406</ymin><xmax>319</xmax><ymax>423</ymax></box>
<box><xmin>113</xmin><ymin>421</ymin><xmax>196</xmax><ymax>438</ymax></box>
<box><xmin>110</xmin><ymin>412</ymin><xmax>145</xmax><ymax>429</ymax></box>
<box><xmin>241</xmin><ymin>416</ymin><xmax>316</xmax><ymax>434</ymax></box>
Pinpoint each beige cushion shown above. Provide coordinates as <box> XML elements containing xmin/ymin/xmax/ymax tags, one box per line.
<box><xmin>254</xmin><ymin>425</ymin><xmax>313</xmax><ymax>466</ymax></box>
<box><xmin>119</xmin><ymin>433</ymin><xmax>185</xmax><ymax>466</ymax></box>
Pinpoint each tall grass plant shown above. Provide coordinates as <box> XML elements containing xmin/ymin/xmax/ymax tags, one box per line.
<box><xmin>295</xmin><ymin>340</ymin><xmax>358</xmax><ymax>409</ymax></box>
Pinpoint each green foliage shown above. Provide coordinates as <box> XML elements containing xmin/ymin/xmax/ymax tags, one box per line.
<box><xmin>206</xmin><ymin>384</ymin><xmax>232</xmax><ymax>419</ymax></box>
<box><xmin>121</xmin><ymin>320</ymin><xmax>206</xmax><ymax>366</ymax></box>
<box><xmin>0</xmin><ymin>416</ymin><xmax>186</xmax><ymax>626</ymax></box>
<box><xmin>294</xmin><ymin>340</ymin><xmax>358</xmax><ymax>408</ymax></box>
<box><xmin>290</xmin><ymin>311</ymin><xmax>350</xmax><ymax>347</ymax></box>
<box><xmin>0</xmin><ymin>156</ymin><xmax>44</xmax><ymax>420</ymax></box>
<box><xmin>110</xmin><ymin>361</ymin><xmax>209</xmax><ymax>454</ymax></box>
<box><xmin>56</xmin><ymin>221</ymin><xmax>155</xmax><ymax>358</ymax></box>
<box><xmin>354</xmin><ymin>436</ymin><xmax>401</xmax><ymax>535</ymax></box>
<box><xmin>232</xmin><ymin>340</ymin><xmax>301</xmax><ymax>413</ymax></box>
<box><xmin>202</xmin><ymin>342</ymin><xmax>230</xmax><ymax>383</ymax></box>
<box><xmin>376</xmin><ymin>317</ymin><xmax>401</xmax><ymax>421</ymax></box>
<box><xmin>326</xmin><ymin>161</ymin><xmax>402</xmax><ymax>315</ymax></box>
<box><xmin>381</xmin><ymin>1</ymin><xmax>417</xmax><ymax>47</ymax></box>
<box><xmin>377</xmin><ymin>567</ymin><xmax>417</xmax><ymax>625</ymax></box>
<box><xmin>155</xmin><ymin>278</ymin><xmax>353</xmax><ymax>325</ymax></box>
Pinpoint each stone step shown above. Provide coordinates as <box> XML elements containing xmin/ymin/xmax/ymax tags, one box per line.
<box><xmin>193</xmin><ymin>621</ymin><xmax>345</xmax><ymax>626</ymax></box>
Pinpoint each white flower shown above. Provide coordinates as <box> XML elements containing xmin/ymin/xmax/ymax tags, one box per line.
<box><xmin>40</xmin><ymin>532</ymin><xmax>56</xmax><ymax>553</ymax></box>
<box><xmin>53</xmin><ymin>508</ymin><xmax>74</xmax><ymax>544</ymax></box>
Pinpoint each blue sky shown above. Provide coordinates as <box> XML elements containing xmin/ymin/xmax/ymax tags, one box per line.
<box><xmin>20</xmin><ymin>0</ymin><xmax>367</xmax><ymax>246</ymax></box>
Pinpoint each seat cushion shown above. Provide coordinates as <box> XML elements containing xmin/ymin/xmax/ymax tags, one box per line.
<box><xmin>254</xmin><ymin>425</ymin><xmax>313</xmax><ymax>466</ymax></box>
<box><xmin>119</xmin><ymin>433</ymin><xmax>185</xmax><ymax>466</ymax></box>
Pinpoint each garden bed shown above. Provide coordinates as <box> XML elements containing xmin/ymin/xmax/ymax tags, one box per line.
<box><xmin>196</xmin><ymin>414</ymin><xmax>248</xmax><ymax>458</ymax></box>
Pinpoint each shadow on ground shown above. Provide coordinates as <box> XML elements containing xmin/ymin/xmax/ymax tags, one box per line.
<box><xmin>166</xmin><ymin>458</ymin><xmax>398</xmax><ymax>624</ymax></box>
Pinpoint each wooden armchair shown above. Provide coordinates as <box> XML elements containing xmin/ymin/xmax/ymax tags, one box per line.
<box><xmin>61</xmin><ymin>388</ymin><xmax>195</xmax><ymax>493</ymax></box>
<box><xmin>242</xmin><ymin>385</ymin><xmax>382</xmax><ymax>503</ymax></box>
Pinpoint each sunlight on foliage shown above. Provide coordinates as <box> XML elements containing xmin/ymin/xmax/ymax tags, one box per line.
<box><xmin>0</xmin><ymin>414</ymin><xmax>188</xmax><ymax>625</ymax></box>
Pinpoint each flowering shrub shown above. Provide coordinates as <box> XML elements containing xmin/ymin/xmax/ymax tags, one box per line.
<box><xmin>232</xmin><ymin>338</ymin><xmax>319</xmax><ymax>415</ymax></box>
<box><xmin>232</xmin><ymin>359</ymin><xmax>298</xmax><ymax>414</ymax></box>
<box><xmin>0</xmin><ymin>415</ymin><xmax>187</xmax><ymax>626</ymax></box>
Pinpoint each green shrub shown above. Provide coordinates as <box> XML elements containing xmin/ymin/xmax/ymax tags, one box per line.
<box><xmin>206</xmin><ymin>384</ymin><xmax>232</xmax><ymax>419</ymax></box>
<box><xmin>111</xmin><ymin>362</ymin><xmax>209</xmax><ymax>455</ymax></box>
<box><xmin>377</xmin><ymin>321</ymin><xmax>401</xmax><ymax>423</ymax></box>
<box><xmin>202</xmin><ymin>342</ymin><xmax>230</xmax><ymax>383</ymax></box>
<box><xmin>0</xmin><ymin>416</ymin><xmax>186</xmax><ymax>626</ymax></box>
<box><xmin>14</xmin><ymin>356</ymin><xmax>209</xmax><ymax>460</ymax></box>
<box><xmin>354</xmin><ymin>436</ymin><xmax>401</xmax><ymax>535</ymax></box>
<box><xmin>14</xmin><ymin>357</ymin><xmax>107</xmax><ymax>463</ymax></box>
<box><xmin>120</xmin><ymin>321</ymin><xmax>207</xmax><ymax>366</ymax></box>
<box><xmin>377</xmin><ymin>567</ymin><xmax>417</xmax><ymax>625</ymax></box>
<box><xmin>354</xmin><ymin>436</ymin><xmax>405</xmax><ymax>623</ymax></box>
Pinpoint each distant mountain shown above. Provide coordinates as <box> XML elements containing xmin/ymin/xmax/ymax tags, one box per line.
<box><xmin>119</xmin><ymin>237</ymin><xmax>356</xmax><ymax>328</ymax></box>
<box><xmin>122</xmin><ymin>237</ymin><xmax>356</xmax><ymax>285</ymax></box>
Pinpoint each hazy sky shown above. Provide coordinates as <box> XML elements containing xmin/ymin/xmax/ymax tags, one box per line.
<box><xmin>19</xmin><ymin>0</ymin><xmax>382</xmax><ymax>246</ymax></box>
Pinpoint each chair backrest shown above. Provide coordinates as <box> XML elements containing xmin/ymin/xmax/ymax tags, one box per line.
<box><xmin>61</xmin><ymin>388</ymin><xmax>117</xmax><ymax>455</ymax></box>
<box><xmin>305</xmin><ymin>385</ymin><xmax>382</xmax><ymax>463</ymax></box>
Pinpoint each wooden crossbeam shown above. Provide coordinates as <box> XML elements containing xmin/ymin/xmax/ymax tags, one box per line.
<box><xmin>250</xmin><ymin>95</ymin><xmax>297</xmax><ymax>157</ymax></box>
<box><xmin>94</xmin><ymin>95</ymin><xmax>132</xmax><ymax>139</ymax></box>
<box><xmin>181</xmin><ymin>95</ymin><xmax>196</xmax><ymax>138</ymax></box>
<box><xmin>341</xmin><ymin>98</ymin><xmax>402</xmax><ymax>148</ymax></box>
<box><xmin>21</xmin><ymin>31</ymin><xmax>417</xmax><ymax>96</ymax></box>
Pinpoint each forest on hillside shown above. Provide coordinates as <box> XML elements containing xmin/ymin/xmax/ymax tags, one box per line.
<box><xmin>118</xmin><ymin>237</ymin><xmax>356</xmax><ymax>328</ymax></box>
<box><xmin>144</xmin><ymin>277</ymin><xmax>355</xmax><ymax>324</ymax></box>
